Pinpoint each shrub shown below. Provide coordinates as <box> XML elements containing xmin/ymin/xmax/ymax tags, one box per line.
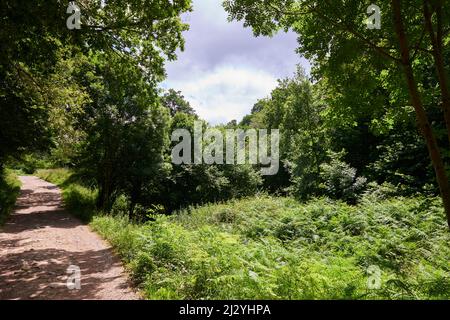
<box><xmin>111</xmin><ymin>194</ymin><xmax>130</xmax><ymax>216</ymax></box>
<box><xmin>214</xmin><ymin>208</ymin><xmax>237</xmax><ymax>223</ymax></box>
<box><xmin>62</xmin><ymin>184</ymin><xmax>97</xmax><ymax>222</ymax></box>
<box><xmin>129</xmin><ymin>252</ymin><xmax>156</xmax><ymax>284</ymax></box>
<box><xmin>319</xmin><ymin>151</ymin><xmax>367</xmax><ymax>203</ymax></box>
<box><xmin>36</xmin><ymin>168</ymin><xmax>97</xmax><ymax>222</ymax></box>
<box><xmin>361</xmin><ymin>182</ymin><xmax>399</xmax><ymax>201</ymax></box>
<box><xmin>91</xmin><ymin>195</ymin><xmax>450</xmax><ymax>300</ymax></box>
<box><xmin>11</xmin><ymin>153</ymin><xmax>54</xmax><ymax>174</ymax></box>
<box><xmin>0</xmin><ymin>170</ymin><xmax>21</xmax><ymax>224</ymax></box>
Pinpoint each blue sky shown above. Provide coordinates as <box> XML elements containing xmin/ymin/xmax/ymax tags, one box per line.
<box><xmin>162</xmin><ymin>0</ymin><xmax>310</xmax><ymax>125</ymax></box>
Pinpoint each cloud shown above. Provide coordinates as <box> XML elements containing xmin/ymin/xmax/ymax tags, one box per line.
<box><xmin>166</xmin><ymin>65</ymin><xmax>278</xmax><ymax>124</ymax></box>
<box><xmin>162</xmin><ymin>0</ymin><xmax>310</xmax><ymax>124</ymax></box>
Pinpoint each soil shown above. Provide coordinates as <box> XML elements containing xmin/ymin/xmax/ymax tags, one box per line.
<box><xmin>0</xmin><ymin>176</ymin><xmax>140</xmax><ymax>300</ymax></box>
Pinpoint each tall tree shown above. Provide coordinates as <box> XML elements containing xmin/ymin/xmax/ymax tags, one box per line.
<box><xmin>0</xmin><ymin>0</ymin><xmax>192</xmax><ymax>166</ymax></box>
<box><xmin>223</xmin><ymin>0</ymin><xmax>450</xmax><ymax>229</ymax></box>
<box><xmin>75</xmin><ymin>52</ymin><xmax>171</xmax><ymax>211</ymax></box>
<box><xmin>161</xmin><ymin>89</ymin><xmax>197</xmax><ymax>116</ymax></box>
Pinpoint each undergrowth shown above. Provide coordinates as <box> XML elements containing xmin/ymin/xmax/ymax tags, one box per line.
<box><xmin>0</xmin><ymin>169</ymin><xmax>21</xmax><ymax>225</ymax></box>
<box><xmin>37</xmin><ymin>169</ymin><xmax>450</xmax><ymax>299</ymax></box>
<box><xmin>91</xmin><ymin>195</ymin><xmax>450</xmax><ymax>300</ymax></box>
<box><xmin>36</xmin><ymin>169</ymin><xmax>97</xmax><ymax>222</ymax></box>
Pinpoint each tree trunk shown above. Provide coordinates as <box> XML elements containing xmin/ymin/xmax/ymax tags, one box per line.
<box><xmin>392</xmin><ymin>0</ymin><xmax>450</xmax><ymax>229</ymax></box>
<box><xmin>97</xmin><ymin>173</ymin><xmax>111</xmax><ymax>211</ymax></box>
<box><xmin>97</xmin><ymin>158</ymin><xmax>113</xmax><ymax>211</ymax></box>
<box><xmin>129</xmin><ymin>178</ymin><xmax>142</xmax><ymax>218</ymax></box>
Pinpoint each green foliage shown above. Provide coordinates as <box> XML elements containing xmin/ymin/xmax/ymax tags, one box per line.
<box><xmin>4</xmin><ymin>1</ymin><xmax>450</xmax><ymax>301</ymax></box>
<box><xmin>319</xmin><ymin>151</ymin><xmax>367</xmax><ymax>203</ymax></box>
<box><xmin>160</xmin><ymin>89</ymin><xmax>197</xmax><ymax>117</ymax></box>
<box><xmin>244</xmin><ymin>67</ymin><xmax>327</xmax><ymax>196</ymax></box>
<box><xmin>223</xmin><ymin>0</ymin><xmax>450</xmax><ymax>226</ymax></box>
<box><xmin>1</xmin><ymin>0</ymin><xmax>192</xmax><ymax>209</ymax></box>
<box><xmin>8</xmin><ymin>153</ymin><xmax>54</xmax><ymax>175</ymax></box>
<box><xmin>111</xmin><ymin>194</ymin><xmax>131</xmax><ymax>217</ymax></box>
<box><xmin>0</xmin><ymin>169</ymin><xmax>21</xmax><ymax>225</ymax></box>
<box><xmin>241</xmin><ymin>54</ymin><xmax>439</xmax><ymax>201</ymax></box>
<box><xmin>91</xmin><ymin>195</ymin><xmax>450</xmax><ymax>300</ymax></box>
<box><xmin>62</xmin><ymin>184</ymin><xmax>98</xmax><ymax>223</ymax></box>
<box><xmin>150</xmin><ymin>113</ymin><xmax>263</xmax><ymax>211</ymax></box>
<box><xmin>36</xmin><ymin>169</ymin><xmax>97</xmax><ymax>222</ymax></box>
<box><xmin>367</xmin><ymin>128</ymin><xmax>436</xmax><ymax>193</ymax></box>
<box><xmin>73</xmin><ymin>52</ymin><xmax>172</xmax><ymax>212</ymax></box>
<box><xmin>362</xmin><ymin>182</ymin><xmax>400</xmax><ymax>201</ymax></box>
<box><xmin>0</xmin><ymin>0</ymin><xmax>192</xmax><ymax>165</ymax></box>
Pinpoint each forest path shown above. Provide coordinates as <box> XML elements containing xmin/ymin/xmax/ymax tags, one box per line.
<box><xmin>0</xmin><ymin>176</ymin><xmax>139</xmax><ymax>300</ymax></box>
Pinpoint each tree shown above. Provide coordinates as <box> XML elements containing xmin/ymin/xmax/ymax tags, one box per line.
<box><xmin>243</xmin><ymin>67</ymin><xmax>327</xmax><ymax>195</ymax></box>
<box><xmin>0</xmin><ymin>0</ymin><xmax>191</xmax><ymax>168</ymax></box>
<box><xmin>76</xmin><ymin>52</ymin><xmax>170</xmax><ymax>212</ymax></box>
<box><xmin>223</xmin><ymin>0</ymin><xmax>450</xmax><ymax>229</ymax></box>
<box><xmin>161</xmin><ymin>89</ymin><xmax>197</xmax><ymax>116</ymax></box>
<box><xmin>153</xmin><ymin>113</ymin><xmax>261</xmax><ymax>211</ymax></box>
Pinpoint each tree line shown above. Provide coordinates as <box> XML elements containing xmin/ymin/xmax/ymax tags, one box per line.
<box><xmin>1</xmin><ymin>1</ymin><xmax>449</xmax><ymax>230</ymax></box>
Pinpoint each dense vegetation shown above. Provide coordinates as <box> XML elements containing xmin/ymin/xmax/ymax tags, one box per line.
<box><xmin>225</xmin><ymin>0</ymin><xmax>450</xmax><ymax>227</ymax></box>
<box><xmin>36</xmin><ymin>169</ymin><xmax>97</xmax><ymax>223</ymax></box>
<box><xmin>0</xmin><ymin>170</ymin><xmax>20</xmax><ymax>225</ymax></box>
<box><xmin>93</xmin><ymin>196</ymin><xmax>449</xmax><ymax>299</ymax></box>
<box><xmin>35</xmin><ymin>168</ymin><xmax>450</xmax><ymax>299</ymax></box>
<box><xmin>2</xmin><ymin>1</ymin><xmax>450</xmax><ymax>300</ymax></box>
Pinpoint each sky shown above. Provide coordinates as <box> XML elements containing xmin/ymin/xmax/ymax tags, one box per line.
<box><xmin>162</xmin><ymin>0</ymin><xmax>310</xmax><ymax>125</ymax></box>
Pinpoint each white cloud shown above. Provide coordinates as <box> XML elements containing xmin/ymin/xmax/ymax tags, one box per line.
<box><xmin>188</xmin><ymin>0</ymin><xmax>228</xmax><ymax>25</ymax></box>
<box><xmin>161</xmin><ymin>0</ymin><xmax>311</xmax><ymax>125</ymax></box>
<box><xmin>164</xmin><ymin>65</ymin><xmax>278</xmax><ymax>124</ymax></box>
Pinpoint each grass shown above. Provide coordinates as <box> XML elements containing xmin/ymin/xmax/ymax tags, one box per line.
<box><xmin>0</xmin><ymin>169</ymin><xmax>21</xmax><ymax>225</ymax></box>
<box><xmin>36</xmin><ymin>169</ymin><xmax>97</xmax><ymax>223</ymax></box>
<box><xmin>36</xmin><ymin>169</ymin><xmax>450</xmax><ymax>299</ymax></box>
<box><xmin>91</xmin><ymin>195</ymin><xmax>450</xmax><ymax>300</ymax></box>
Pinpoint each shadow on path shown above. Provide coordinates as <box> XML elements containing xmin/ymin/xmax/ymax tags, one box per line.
<box><xmin>0</xmin><ymin>176</ymin><xmax>138</xmax><ymax>300</ymax></box>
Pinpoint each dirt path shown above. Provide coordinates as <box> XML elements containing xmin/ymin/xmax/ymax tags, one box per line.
<box><xmin>0</xmin><ymin>176</ymin><xmax>139</xmax><ymax>300</ymax></box>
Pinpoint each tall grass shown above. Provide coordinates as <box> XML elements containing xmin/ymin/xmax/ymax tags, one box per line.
<box><xmin>91</xmin><ymin>195</ymin><xmax>450</xmax><ymax>300</ymax></box>
<box><xmin>36</xmin><ymin>169</ymin><xmax>97</xmax><ymax>222</ymax></box>
<box><xmin>0</xmin><ymin>169</ymin><xmax>21</xmax><ymax>225</ymax></box>
<box><xmin>36</xmin><ymin>169</ymin><xmax>449</xmax><ymax>299</ymax></box>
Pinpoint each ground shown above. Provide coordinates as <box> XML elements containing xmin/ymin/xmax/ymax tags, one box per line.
<box><xmin>0</xmin><ymin>176</ymin><xmax>139</xmax><ymax>300</ymax></box>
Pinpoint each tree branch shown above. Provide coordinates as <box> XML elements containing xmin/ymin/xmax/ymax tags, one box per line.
<box><xmin>279</xmin><ymin>1</ymin><xmax>403</xmax><ymax>63</ymax></box>
<box><xmin>411</xmin><ymin>26</ymin><xmax>428</xmax><ymax>60</ymax></box>
<box><xmin>268</xmin><ymin>3</ymin><xmax>317</xmax><ymax>16</ymax></box>
<box><xmin>314</xmin><ymin>8</ymin><xmax>402</xmax><ymax>63</ymax></box>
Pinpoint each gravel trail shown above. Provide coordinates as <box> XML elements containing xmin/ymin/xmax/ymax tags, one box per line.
<box><xmin>0</xmin><ymin>176</ymin><xmax>139</xmax><ymax>300</ymax></box>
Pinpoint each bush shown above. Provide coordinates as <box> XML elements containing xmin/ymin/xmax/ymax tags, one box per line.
<box><xmin>158</xmin><ymin>163</ymin><xmax>262</xmax><ymax>212</ymax></box>
<box><xmin>10</xmin><ymin>153</ymin><xmax>54</xmax><ymax>174</ymax></box>
<box><xmin>36</xmin><ymin>168</ymin><xmax>73</xmax><ymax>185</ymax></box>
<box><xmin>0</xmin><ymin>169</ymin><xmax>21</xmax><ymax>224</ymax></box>
<box><xmin>91</xmin><ymin>195</ymin><xmax>450</xmax><ymax>300</ymax></box>
<box><xmin>36</xmin><ymin>168</ymin><xmax>97</xmax><ymax>222</ymax></box>
<box><xmin>361</xmin><ymin>182</ymin><xmax>399</xmax><ymax>201</ymax></box>
<box><xmin>319</xmin><ymin>151</ymin><xmax>367</xmax><ymax>203</ymax></box>
<box><xmin>111</xmin><ymin>194</ymin><xmax>130</xmax><ymax>216</ymax></box>
<box><xmin>62</xmin><ymin>184</ymin><xmax>97</xmax><ymax>222</ymax></box>
<box><xmin>129</xmin><ymin>252</ymin><xmax>156</xmax><ymax>283</ymax></box>
<box><xmin>214</xmin><ymin>208</ymin><xmax>237</xmax><ymax>223</ymax></box>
